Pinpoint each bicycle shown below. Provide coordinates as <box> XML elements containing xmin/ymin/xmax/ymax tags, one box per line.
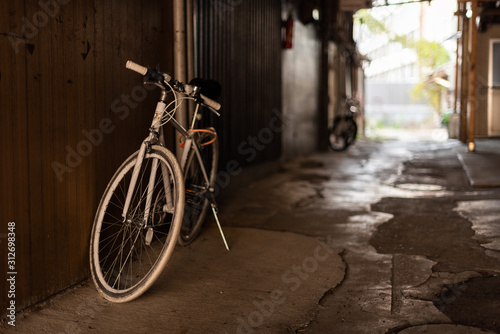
<box><xmin>328</xmin><ymin>97</ymin><xmax>359</xmax><ymax>151</ymax></box>
<box><xmin>89</xmin><ymin>60</ymin><xmax>228</xmax><ymax>303</ymax></box>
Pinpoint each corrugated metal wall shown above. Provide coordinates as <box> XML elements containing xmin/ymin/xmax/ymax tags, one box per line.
<box><xmin>194</xmin><ymin>0</ymin><xmax>283</xmax><ymax>168</ymax></box>
<box><xmin>0</xmin><ymin>0</ymin><xmax>173</xmax><ymax>317</ymax></box>
<box><xmin>1</xmin><ymin>0</ymin><xmax>284</xmax><ymax>318</ymax></box>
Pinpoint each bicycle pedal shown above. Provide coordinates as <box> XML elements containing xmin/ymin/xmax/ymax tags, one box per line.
<box><xmin>145</xmin><ymin>227</ymin><xmax>154</xmax><ymax>246</ymax></box>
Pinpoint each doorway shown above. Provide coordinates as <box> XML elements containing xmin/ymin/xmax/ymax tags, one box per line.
<box><xmin>488</xmin><ymin>39</ymin><xmax>500</xmax><ymax>136</ymax></box>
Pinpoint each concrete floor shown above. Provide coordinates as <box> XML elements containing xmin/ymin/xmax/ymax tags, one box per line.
<box><xmin>2</xmin><ymin>137</ymin><xmax>500</xmax><ymax>334</ymax></box>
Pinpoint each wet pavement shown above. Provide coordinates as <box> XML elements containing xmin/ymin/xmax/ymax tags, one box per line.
<box><xmin>456</xmin><ymin>140</ymin><xmax>500</xmax><ymax>187</ymax></box>
<box><xmin>2</xmin><ymin>137</ymin><xmax>500</xmax><ymax>333</ymax></box>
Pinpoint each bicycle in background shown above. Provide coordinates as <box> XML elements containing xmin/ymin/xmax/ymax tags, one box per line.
<box><xmin>328</xmin><ymin>97</ymin><xmax>359</xmax><ymax>151</ymax></box>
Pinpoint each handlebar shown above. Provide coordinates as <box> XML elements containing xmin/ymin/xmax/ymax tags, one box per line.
<box><xmin>125</xmin><ymin>60</ymin><xmax>221</xmax><ymax>112</ymax></box>
<box><xmin>183</xmin><ymin>84</ymin><xmax>221</xmax><ymax>113</ymax></box>
<box><xmin>125</xmin><ymin>61</ymin><xmax>147</xmax><ymax>76</ymax></box>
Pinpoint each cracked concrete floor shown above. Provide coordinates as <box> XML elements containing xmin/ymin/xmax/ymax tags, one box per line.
<box><xmin>222</xmin><ymin>139</ymin><xmax>500</xmax><ymax>333</ymax></box>
<box><xmin>3</xmin><ymin>138</ymin><xmax>500</xmax><ymax>334</ymax></box>
<box><xmin>1</xmin><ymin>227</ymin><xmax>345</xmax><ymax>334</ymax></box>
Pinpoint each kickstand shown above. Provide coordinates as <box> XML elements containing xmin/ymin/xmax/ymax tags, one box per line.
<box><xmin>211</xmin><ymin>203</ymin><xmax>230</xmax><ymax>251</ymax></box>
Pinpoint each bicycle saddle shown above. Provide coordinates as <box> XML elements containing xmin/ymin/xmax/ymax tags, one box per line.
<box><xmin>188</xmin><ymin>78</ymin><xmax>221</xmax><ymax>100</ymax></box>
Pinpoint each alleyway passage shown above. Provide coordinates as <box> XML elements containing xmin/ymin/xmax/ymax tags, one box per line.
<box><xmin>222</xmin><ymin>137</ymin><xmax>500</xmax><ymax>333</ymax></box>
<box><xmin>3</xmin><ymin>137</ymin><xmax>500</xmax><ymax>334</ymax></box>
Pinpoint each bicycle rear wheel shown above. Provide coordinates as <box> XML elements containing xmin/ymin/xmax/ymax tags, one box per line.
<box><xmin>90</xmin><ymin>145</ymin><xmax>184</xmax><ymax>302</ymax></box>
<box><xmin>345</xmin><ymin>117</ymin><xmax>358</xmax><ymax>147</ymax></box>
<box><xmin>178</xmin><ymin>129</ymin><xmax>218</xmax><ymax>246</ymax></box>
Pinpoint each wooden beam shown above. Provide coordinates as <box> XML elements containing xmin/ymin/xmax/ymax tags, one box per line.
<box><xmin>460</xmin><ymin>2</ymin><xmax>469</xmax><ymax>142</ymax></box>
<box><xmin>453</xmin><ymin>3</ymin><xmax>460</xmax><ymax>114</ymax></box>
<box><xmin>468</xmin><ymin>0</ymin><xmax>477</xmax><ymax>151</ymax></box>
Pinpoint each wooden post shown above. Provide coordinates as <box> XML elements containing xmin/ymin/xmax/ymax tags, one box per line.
<box><xmin>468</xmin><ymin>0</ymin><xmax>478</xmax><ymax>151</ymax></box>
<box><xmin>173</xmin><ymin>0</ymin><xmax>187</xmax><ymax>159</ymax></box>
<box><xmin>453</xmin><ymin>2</ymin><xmax>461</xmax><ymax>114</ymax></box>
<box><xmin>460</xmin><ymin>6</ymin><xmax>469</xmax><ymax>142</ymax></box>
<box><xmin>186</xmin><ymin>0</ymin><xmax>195</xmax><ymax>121</ymax></box>
<box><xmin>318</xmin><ymin>0</ymin><xmax>330</xmax><ymax>150</ymax></box>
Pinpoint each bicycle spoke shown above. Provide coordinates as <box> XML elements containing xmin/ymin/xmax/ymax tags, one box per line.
<box><xmin>91</xmin><ymin>147</ymin><xmax>184</xmax><ymax>301</ymax></box>
<box><xmin>178</xmin><ymin>134</ymin><xmax>218</xmax><ymax>246</ymax></box>
<box><xmin>113</xmin><ymin>227</ymin><xmax>143</xmax><ymax>288</ymax></box>
<box><xmin>92</xmin><ymin>60</ymin><xmax>222</xmax><ymax>301</ymax></box>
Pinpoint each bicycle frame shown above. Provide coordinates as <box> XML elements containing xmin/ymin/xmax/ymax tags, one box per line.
<box><xmin>90</xmin><ymin>61</ymin><xmax>228</xmax><ymax>303</ymax></box>
<box><xmin>166</xmin><ymin>94</ymin><xmax>229</xmax><ymax>250</ymax></box>
<box><xmin>120</xmin><ymin>89</ymin><xmax>213</xmax><ymax>231</ymax></box>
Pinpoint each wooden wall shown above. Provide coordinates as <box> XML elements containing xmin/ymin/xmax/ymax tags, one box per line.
<box><xmin>0</xmin><ymin>0</ymin><xmax>173</xmax><ymax>317</ymax></box>
<box><xmin>194</xmin><ymin>0</ymin><xmax>283</xmax><ymax>168</ymax></box>
<box><xmin>1</xmin><ymin>0</ymin><xmax>286</xmax><ymax>318</ymax></box>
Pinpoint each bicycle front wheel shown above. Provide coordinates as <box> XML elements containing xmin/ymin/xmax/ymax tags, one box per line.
<box><xmin>90</xmin><ymin>145</ymin><xmax>184</xmax><ymax>302</ymax></box>
<box><xmin>328</xmin><ymin>117</ymin><xmax>357</xmax><ymax>151</ymax></box>
<box><xmin>178</xmin><ymin>129</ymin><xmax>219</xmax><ymax>246</ymax></box>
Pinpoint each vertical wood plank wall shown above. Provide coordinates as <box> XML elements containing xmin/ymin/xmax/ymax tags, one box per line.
<box><xmin>195</xmin><ymin>0</ymin><xmax>283</xmax><ymax>168</ymax></box>
<box><xmin>0</xmin><ymin>0</ymin><xmax>173</xmax><ymax>317</ymax></box>
<box><xmin>1</xmin><ymin>0</ymin><xmax>284</xmax><ymax>318</ymax></box>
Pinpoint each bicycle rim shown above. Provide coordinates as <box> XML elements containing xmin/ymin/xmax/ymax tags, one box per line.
<box><xmin>345</xmin><ymin>118</ymin><xmax>358</xmax><ymax>146</ymax></box>
<box><xmin>90</xmin><ymin>146</ymin><xmax>184</xmax><ymax>302</ymax></box>
<box><xmin>179</xmin><ymin>131</ymin><xmax>218</xmax><ymax>246</ymax></box>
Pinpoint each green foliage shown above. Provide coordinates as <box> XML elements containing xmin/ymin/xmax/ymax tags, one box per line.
<box><xmin>357</xmin><ymin>9</ymin><xmax>451</xmax><ymax>117</ymax></box>
<box><xmin>411</xmin><ymin>82</ymin><xmax>426</xmax><ymax>102</ymax></box>
<box><xmin>441</xmin><ymin>110</ymin><xmax>452</xmax><ymax>125</ymax></box>
<box><xmin>411</xmin><ymin>81</ymin><xmax>445</xmax><ymax>113</ymax></box>
<box><xmin>414</xmin><ymin>40</ymin><xmax>450</xmax><ymax>68</ymax></box>
<box><xmin>392</xmin><ymin>34</ymin><xmax>413</xmax><ymax>48</ymax></box>
<box><xmin>357</xmin><ymin>10</ymin><xmax>450</xmax><ymax>68</ymax></box>
<box><xmin>355</xmin><ymin>10</ymin><xmax>388</xmax><ymax>35</ymax></box>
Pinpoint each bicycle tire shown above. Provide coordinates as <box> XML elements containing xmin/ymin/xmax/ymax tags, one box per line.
<box><xmin>90</xmin><ymin>145</ymin><xmax>184</xmax><ymax>302</ymax></box>
<box><xmin>328</xmin><ymin>117</ymin><xmax>357</xmax><ymax>151</ymax></box>
<box><xmin>178</xmin><ymin>128</ymin><xmax>219</xmax><ymax>246</ymax></box>
<box><xmin>345</xmin><ymin>117</ymin><xmax>358</xmax><ymax>147</ymax></box>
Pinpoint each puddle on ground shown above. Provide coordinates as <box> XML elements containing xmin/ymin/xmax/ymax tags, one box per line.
<box><xmin>300</xmin><ymin>160</ymin><xmax>325</xmax><ymax>168</ymax></box>
<box><xmin>293</xmin><ymin>173</ymin><xmax>330</xmax><ymax>183</ymax></box>
<box><xmin>436</xmin><ymin>276</ymin><xmax>500</xmax><ymax>333</ymax></box>
<box><xmin>395</xmin><ymin>183</ymin><xmax>445</xmax><ymax>191</ymax></box>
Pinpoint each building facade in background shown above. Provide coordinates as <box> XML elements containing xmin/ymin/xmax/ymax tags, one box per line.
<box><xmin>355</xmin><ymin>0</ymin><xmax>457</xmax><ymax>131</ymax></box>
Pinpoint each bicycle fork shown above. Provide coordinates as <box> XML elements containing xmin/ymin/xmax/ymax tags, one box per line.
<box><xmin>121</xmin><ymin>139</ymin><xmax>148</xmax><ymax>223</ymax></box>
<box><xmin>121</xmin><ymin>101</ymin><xmax>175</xmax><ymax>244</ymax></box>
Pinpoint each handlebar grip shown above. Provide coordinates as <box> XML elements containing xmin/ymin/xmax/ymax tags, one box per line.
<box><xmin>126</xmin><ymin>60</ymin><xmax>148</xmax><ymax>75</ymax></box>
<box><xmin>126</xmin><ymin>60</ymin><xmax>172</xmax><ymax>82</ymax></box>
<box><xmin>201</xmin><ymin>94</ymin><xmax>221</xmax><ymax>111</ymax></box>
